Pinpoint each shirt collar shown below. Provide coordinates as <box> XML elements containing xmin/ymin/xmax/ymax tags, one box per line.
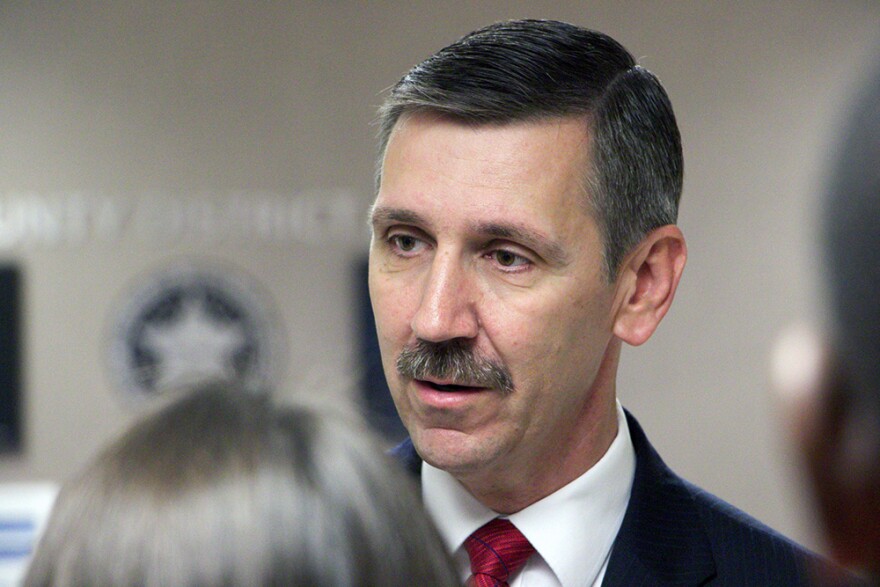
<box><xmin>423</xmin><ymin>401</ymin><xmax>636</xmax><ymax>587</ymax></box>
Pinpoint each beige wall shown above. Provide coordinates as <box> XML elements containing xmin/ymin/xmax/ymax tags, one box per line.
<box><xmin>1</xmin><ymin>1</ymin><xmax>878</xmax><ymax>553</ymax></box>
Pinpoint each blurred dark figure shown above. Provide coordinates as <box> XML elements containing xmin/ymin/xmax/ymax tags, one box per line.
<box><xmin>24</xmin><ymin>384</ymin><xmax>459</xmax><ymax>587</ymax></box>
<box><xmin>773</xmin><ymin>55</ymin><xmax>880</xmax><ymax>586</ymax></box>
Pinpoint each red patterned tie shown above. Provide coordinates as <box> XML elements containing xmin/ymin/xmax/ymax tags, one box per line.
<box><xmin>464</xmin><ymin>518</ymin><xmax>536</xmax><ymax>587</ymax></box>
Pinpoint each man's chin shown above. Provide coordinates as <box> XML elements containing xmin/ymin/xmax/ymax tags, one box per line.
<box><xmin>411</xmin><ymin>427</ymin><xmax>494</xmax><ymax>474</ymax></box>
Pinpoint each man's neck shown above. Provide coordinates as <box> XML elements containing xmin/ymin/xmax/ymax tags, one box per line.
<box><xmin>457</xmin><ymin>382</ymin><xmax>619</xmax><ymax>514</ymax></box>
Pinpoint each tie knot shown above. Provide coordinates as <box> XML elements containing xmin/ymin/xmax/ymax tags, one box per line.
<box><xmin>464</xmin><ymin>518</ymin><xmax>535</xmax><ymax>587</ymax></box>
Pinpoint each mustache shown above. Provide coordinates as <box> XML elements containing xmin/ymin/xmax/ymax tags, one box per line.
<box><xmin>396</xmin><ymin>339</ymin><xmax>514</xmax><ymax>394</ymax></box>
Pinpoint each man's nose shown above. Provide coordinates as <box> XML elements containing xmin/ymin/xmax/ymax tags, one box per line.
<box><xmin>410</xmin><ymin>251</ymin><xmax>479</xmax><ymax>343</ymax></box>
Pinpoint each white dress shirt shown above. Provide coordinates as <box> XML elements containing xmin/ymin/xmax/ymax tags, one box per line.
<box><xmin>422</xmin><ymin>402</ymin><xmax>636</xmax><ymax>587</ymax></box>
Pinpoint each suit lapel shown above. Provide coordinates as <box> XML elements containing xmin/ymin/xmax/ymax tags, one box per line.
<box><xmin>601</xmin><ymin>412</ymin><xmax>716</xmax><ymax>586</ymax></box>
<box><xmin>390</xmin><ymin>437</ymin><xmax>422</xmax><ymax>478</ymax></box>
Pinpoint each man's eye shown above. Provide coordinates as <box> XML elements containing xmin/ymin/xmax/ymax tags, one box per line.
<box><xmin>492</xmin><ymin>250</ymin><xmax>530</xmax><ymax>268</ymax></box>
<box><xmin>390</xmin><ymin>234</ymin><xmax>423</xmax><ymax>254</ymax></box>
<box><xmin>397</xmin><ymin>236</ymin><xmax>417</xmax><ymax>251</ymax></box>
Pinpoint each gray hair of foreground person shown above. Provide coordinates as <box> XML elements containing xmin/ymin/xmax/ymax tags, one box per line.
<box><xmin>24</xmin><ymin>385</ymin><xmax>459</xmax><ymax>587</ymax></box>
<box><xmin>376</xmin><ymin>18</ymin><xmax>683</xmax><ymax>280</ymax></box>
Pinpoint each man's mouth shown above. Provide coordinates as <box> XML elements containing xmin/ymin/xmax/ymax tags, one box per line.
<box><xmin>418</xmin><ymin>379</ymin><xmax>486</xmax><ymax>392</ymax></box>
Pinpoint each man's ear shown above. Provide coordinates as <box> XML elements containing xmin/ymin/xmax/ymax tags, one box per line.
<box><xmin>612</xmin><ymin>225</ymin><xmax>687</xmax><ymax>346</ymax></box>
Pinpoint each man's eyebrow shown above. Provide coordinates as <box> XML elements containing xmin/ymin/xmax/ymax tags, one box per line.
<box><xmin>476</xmin><ymin>222</ymin><xmax>569</xmax><ymax>266</ymax></box>
<box><xmin>368</xmin><ymin>205</ymin><xmax>425</xmax><ymax>229</ymax></box>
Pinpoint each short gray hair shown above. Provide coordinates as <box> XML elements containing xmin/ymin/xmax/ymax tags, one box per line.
<box><xmin>376</xmin><ymin>19</ymin><xmax>683</xmax><ymax>279</ymax></box>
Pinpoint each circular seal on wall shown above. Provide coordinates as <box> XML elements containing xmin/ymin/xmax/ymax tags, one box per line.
<box><xmin>107</xmin><ymin>262</ymin><xmax>285</xmax><ymax>400</ymax></box>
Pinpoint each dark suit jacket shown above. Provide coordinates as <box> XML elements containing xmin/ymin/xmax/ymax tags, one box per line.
<box><xmin>391</xmin><ymin>411</ymin><xmax>838</xmax><ymax>586</ymax></box>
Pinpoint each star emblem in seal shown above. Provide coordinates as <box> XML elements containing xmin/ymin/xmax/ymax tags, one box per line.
<box><xmin>107</xmin><ymin>264</ymin><xmax>283</xmax><ymax>400</ymax></box>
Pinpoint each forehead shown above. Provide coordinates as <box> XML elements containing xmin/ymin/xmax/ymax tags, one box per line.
<box><xmin>378</xmin><ymin>113</ymin><xmax>593</xmax><ymax>219</ymax></box>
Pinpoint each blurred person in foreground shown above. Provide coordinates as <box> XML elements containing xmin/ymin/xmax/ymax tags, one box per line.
<box><xmin>23</xmin><ymin>384</ymin><xmax>459</xmax><ymax>587</ymax></box>
<box><xmin>369</xmin><ymin>18</ymin><xmax>829</xmax><ymax>586</ymax></box>
<box><xmin>773</xmin><ymin>57</ymin><xmax>880</xmax><ymax>586</ymax></box>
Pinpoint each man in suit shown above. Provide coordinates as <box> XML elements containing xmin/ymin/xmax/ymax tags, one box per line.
<box><xmin>368</xmin><ymin>19</ymin><xmax>821</xmax><ymax>586</ymax></box>
<box><xmin>773</xmin><ymin>58</ymin><xmax>880</xmax><ymax>584</ymax></box>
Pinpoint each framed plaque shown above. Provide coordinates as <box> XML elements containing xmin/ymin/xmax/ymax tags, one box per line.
<box><xmin>0</xmin><ymin>265</ymin><xmax>21</xmax><ymax>454</ymax></box>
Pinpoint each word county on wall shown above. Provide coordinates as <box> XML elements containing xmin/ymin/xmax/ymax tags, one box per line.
<box><xmin>0</xmin><ymin>190</ymin><xmax>365</xmax><ymax>249</ymax></box>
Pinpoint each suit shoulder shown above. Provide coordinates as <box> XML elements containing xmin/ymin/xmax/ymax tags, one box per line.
<box><xmin>685</xmin><ymin>479</ymin><xmax>805</xmax><ymax>547</ymax></box>
<box><xmin>683</xmin><ymin>479</ymin><xmax>833</xmax><ymax>585</ymax></box>
<box><xmin>619</xmin><ymin>411</ymin><xmax>840</xmax><ymax>585</ymax></box>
